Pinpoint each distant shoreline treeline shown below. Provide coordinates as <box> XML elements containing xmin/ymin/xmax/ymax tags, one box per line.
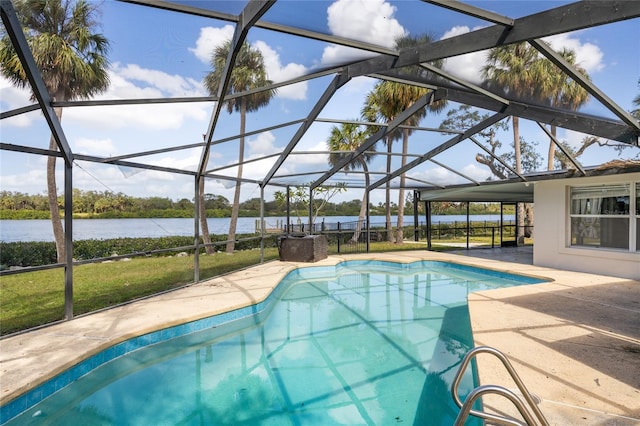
<box><xmin>0</xmin><ymin>189</ymin><xmax>509</xmax><ymax>220</ymax></box>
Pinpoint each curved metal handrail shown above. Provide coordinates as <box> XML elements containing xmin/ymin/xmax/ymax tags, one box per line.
<box><xmin>454</xmin><ymin>385</ymin><xmax>536</xmax><ymax>426</ymax></box>
<box><xmin>451</xmin><ymin>346</ymin><xmax>549</xmax><ymax>426</ymax></box>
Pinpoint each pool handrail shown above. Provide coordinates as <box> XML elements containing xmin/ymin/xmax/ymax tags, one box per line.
<box><xmin>451</xmin><ymin>345</ymin><xmax>549</xmax><ymax>426</ymax></box>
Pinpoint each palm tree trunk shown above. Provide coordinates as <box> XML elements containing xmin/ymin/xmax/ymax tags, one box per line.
<box><xmin>351</xmin><ymin>163</ymin><xmax>370</xmax><ymax>243</ymax></box>
<box><xmin>513</xmin><ymin>116</ymin><xmax>525</xmax><ymax>243</ymax></box>
<box><xmin>396</xmin><ymin>129</ymin><xmax>409</xmax><ymax>244</ymax></box>
<box><xmin>385</xmin><ymin>136</ymin><xmax>395</xmax><ymax>243</ymax></box>
<box><xmin>199</xmin><ymin>175</ymin><xmax>214</xmax><ymax>255</ymax></box>
<box><xmin>226</xmin><ymin>99</ymin><xmax>246</xmax><ymax>253</ymax></box>
<box><xmin>48</xmin><ymin>105</ymin><xmax>65</xmax><ymax>263</ymax></box>
<box><xmin>547</xmin><ymin>125</ymin><xmax>557</xmax><ymax>170</ymax></box>
<box><xmin>524</xmin><ymin>202</ymin><xmax>534</xmax><ymax>238</ymax></box>
<box><xmin>513</xmin><ymin>116</ymin><xmax>522</xmax><ymax>174</ymax></box>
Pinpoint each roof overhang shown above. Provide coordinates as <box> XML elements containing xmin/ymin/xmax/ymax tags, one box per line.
<box><xmin>419</xmin><ymin>181</ymin><xmax>534</xmax><ymax>203</ymax></box>
<box><xmin>418</xmin><ymin>162</ymin><xmax>640</xmax><ymax>203</ymax></box>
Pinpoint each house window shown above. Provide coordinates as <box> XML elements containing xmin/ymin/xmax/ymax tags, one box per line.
<box><xmin>570</xmin><ymin>184</ymin><xmax>630</xmax><ymax>250</ymax></box>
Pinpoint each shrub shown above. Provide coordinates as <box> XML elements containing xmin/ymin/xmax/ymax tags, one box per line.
<box><xmin>0</xmin><ymin>241</ymin><xmax>57</xmax><ymax>267</ymax></box>
<box><xmin>0</xmin><ymin>234</ymin><xmax>280</xmax><ymax>268</ymax></box>
<box><xmin>0</xmin><ymin>210</ymin><xmax>50</xmax><ymax>220</ymax></box>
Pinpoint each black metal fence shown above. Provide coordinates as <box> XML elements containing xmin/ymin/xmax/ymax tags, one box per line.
<box><xmin>278</xmin><ymin>219</ymin><xmax>533</xmax><ymax>254</ymax></box>
<box><xmin>317</xmin><ymin>220</ymin><xmax>387</xmax><ymax>254</ymax></box>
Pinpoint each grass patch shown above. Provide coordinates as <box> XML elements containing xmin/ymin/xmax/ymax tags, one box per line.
<box><xmin>1</xmin><ymin>239</ymin><xmax>513</xmax><ymax>336</ymax></box>
<box><xmin>1</xmin><ymin>248</ymin><xmax>279</xmax><ymax>335</ymax></box>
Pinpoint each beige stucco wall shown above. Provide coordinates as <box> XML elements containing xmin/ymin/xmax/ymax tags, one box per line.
<box><xmin>533</xmin><ymin>172</ymin><xmax>640</xmax><ymax>280</ymax></box>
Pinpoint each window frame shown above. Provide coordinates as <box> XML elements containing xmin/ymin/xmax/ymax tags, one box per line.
<box><xmin>568</xmin><ymin>182</ymin><xmax>637</xmax><ymax>252</ymax></box>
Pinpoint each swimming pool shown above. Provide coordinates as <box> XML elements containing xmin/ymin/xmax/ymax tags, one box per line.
<box><xmin>1</xmin><ymin>260</ymin><xmax>546</xmax><ymax>425</ymax></box>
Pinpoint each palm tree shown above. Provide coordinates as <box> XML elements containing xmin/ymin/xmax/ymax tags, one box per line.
<box><xmin>362</xmin><ymin>35</ymin><xmax>446</xmax><ymax>244</ymax></box>
<box><xmin>327</xmin><ymin>122</ymin><xmax>373</xmax><ymax>243</ymax></box>
<box><xmin>362</xmin><ymin>83</ymin><xmax>402</xmax><ymax>242</ymax></box>
<box><xmin>361</xmin><ymin>86</ymin><xmax>398</xmax><ymax>242</ymax></box>
<box><xmin>203</xmin><ymin>40</ymin><xmax>275</xmax><ymax>253</ymax></box>
<box><xmin>531</xmin><ymin>46</ymin><xmax>590</xmax><ymax>170</ymax></box>
<box><xmin>483</xmin><ymin>42</ymin><xmax>540</xmax><ymax>176</ymax></box>
<box><xmin>0</xmin><ymin>0</ymin><xmax>110</xmax><ymax>262</ymax></box>
<box><xmin>482</xmin><ymin>42</ymin><xmax>541</xmax><ymax>243</ymax></box>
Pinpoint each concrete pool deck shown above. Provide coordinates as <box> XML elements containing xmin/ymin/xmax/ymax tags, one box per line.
<box><xmin>1</xmin><ymin>249</ymin><xmax>639</xmax><ymax>424</ymax></box>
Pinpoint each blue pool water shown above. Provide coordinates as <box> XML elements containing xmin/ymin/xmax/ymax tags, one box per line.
<box><xmin>1</xmin><ymin>260</ymin><xmax>545</xmax><ymax>425</ymax></box>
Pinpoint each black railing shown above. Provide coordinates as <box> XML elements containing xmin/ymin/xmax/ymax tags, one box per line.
<box><xmin>276</xmin><ymin>220</ymin><xmax>533</xmax><ymax>254</ymax></box>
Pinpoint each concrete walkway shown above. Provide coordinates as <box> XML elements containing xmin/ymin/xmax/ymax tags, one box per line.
<box><xmin>448</xmin><ymin>247</ymin><xmax>640</xmax><ymax>425</ymax></box>
<box><xmin>1</xmin><ymin>249</ymin><xmax>638</xmax><ymax>425</ymax></box>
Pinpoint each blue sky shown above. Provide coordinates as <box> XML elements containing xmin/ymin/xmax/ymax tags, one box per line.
<box><xmin>1</xmin><ymin>0</ymin><xmax>639</xmax><ymax>206</ymax></box>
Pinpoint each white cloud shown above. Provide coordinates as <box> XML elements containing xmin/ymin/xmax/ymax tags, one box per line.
<box><xmin>438</xmin><ymin>26</ymin><xmax>605</xmax><ymax>87</ymax></box>
<box><xmin>67</xmin><ymin>103</ymin><xmax>205</xmax><ymax>130</ymax></box>
<box><xmin>253</xmin><ymin>41</ymin><xmax>308</xmax><ymax>100</ymax></box>
<box><xmin>206</xmin><ymin>132</ymin><xmax>283</xmax><ymax>183</ymax></box>
<box><xmin>410</xmin><ymin>162</ymin><xmax>491</xmax><ymax>187</ymax></box>
<box><xmin>327</xmin><ymin>0</ymin><xmax>405</xmax><ymax>46</ymax></box>
<box><xmin>543</xmin><ymin>32</ymin><xmax>604</xmax><ymax>73</ymax></box>
<box><xmin>189</xmin><ymin>28</ymin><xmax>308</xmax><ymax>100</ymax></box>
<box><xmin>344</xmin><ymin>76</ymin><xmax>377</xmax><ymax>94</ymax></box>
<box><xmin>153</xmin><ymin>152</ymin><xmax>202</xmax><ymax>172</ymax></box>
<box><xmin>562</xmin><ymin>129</ymin><xmax>598</xmax><ymax>149</ymax></box>
<box><xmin>287</xmin><ymin>140</ymin><xmax>330</xmax><ymax>168</ymax></box>
<box><xmin>415</xmin><ymin>167</ymin><xmax>457</xmax><ymax>186</ymax></box>
<box><xmin>1</xmin><ymin>64</ymin><xmax>209</xmax><ymax>132</ymax></box>
<box><xmin>222</xmin><ymin>157</ymin><xmax>276</xmax><ymax>183</ymax></box>
<box><xmin>0</xmin><ymin>76</ymin><xmax>36</xmax><ymax>127</ymax></box>
<box><xmin>440</xmin><ymin>26</ymin><xmax>487</xmax><ymax>85</ymax></box>
<box><xmin>115</xmin><ymin>64</ymin><xmax>204</xmax><ymax>97</ymax></box>
<box><xmin>460</xmin><ymin>163</ymin><xmax>492</xmax><ymax>182</ymax></box>
<box><xmin>245</xmin><ymin>136</ymin><xmax>330</xmax><ymax>182</ymax></box>
<box><xmin>441</xmin><ymin>25</ymin><xmax>476</xmax><ymax>41</ymax></box>
<box><xmin>74</xmin><ymin>137</ymin><xmax>117</xmax><ymax>156</ymax></box>
<box><xmin>321</xmin><ymin>0</ymin><xmax>406</xmax><ymax>66</ymax></box>
<box><xmin>320</xmin><ymin>45</ymin><xmax>379</xmax><ymax>67</ymax></box>
<box><xmin>248</xmin><ymin>131</ymin><xmax>280</xmax><ymax>157</ymax></box>
<box><xmin>189</xmin><ymin>25</ymin><xmax>235</xmax><ymax>64</ymax></box>
<box><xmin>0</xmin><ymin>155</ymin><xmax>48</xmax><ymax>193</ymax></box>
<box><xmin>64</xmin><ymin>65</ymin><xmax>209</xmax><ymax>130</ymax></box>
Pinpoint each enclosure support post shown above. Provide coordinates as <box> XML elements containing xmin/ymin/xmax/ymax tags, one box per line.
<box><xmin>515</xmin><ymin>202</ymin><xmax>520</xmax><ymax>247</ymax></box>
<box><xmin>193</xmin><ymin>176</ymin><xmax>200</xmax><ymax>283</ymax></box>
<box><xmin>466</xmin><ymin>201</ymin><xmax>470</xmax><ymax>250</ymax></box>
<box><xmin>413</xmin><ymin>190</ymin><xmax>419</xmax><ymax>242</ymax></box>
<box><xmin>308</xmin><ymin>187</ymin><xmax>313</xmax><ymax>234</ymax></box>
<box><xmin>500</xmin><ymin>202</ymin><xmax>505</xmax><ymax>246</ymax></box>
<box><xmin>64</xmin><ymin>162</ymin><xmax>73</xmax><ymax>320</ymax></box>
<box><xmin>366</xmin><ymin>189</ymin><xmax>371</xmax><ymax>253</ymax></box>
<box><xmin>260</xmin><ymin>186</ymin><xmax>265</xmax><ymax>263</ymax></box>
<box><xmin>426</xmin><ymin>201</ymin><xmax>432</xmax><ymax>250</ymax></box>
<box><xmin>286</xmin><ymin>185</ymin><xmax>290</xmax><ymax>233</ymax></box>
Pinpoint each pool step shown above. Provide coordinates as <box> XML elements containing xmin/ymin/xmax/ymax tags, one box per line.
<box><xmin>451</xmin><ymin>346</ymin><xmax>549</xmax><ymax>426</ymax></box>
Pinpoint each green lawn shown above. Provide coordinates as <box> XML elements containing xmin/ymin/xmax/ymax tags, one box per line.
<box><xmin>1</xmin><ymin>239</ymin><xmax>510</xmax><ymax>336</ymax></box>
<box><xmin>1</xmin><ymin>249</ymin><xmax>280</xmax><ymax>335</ymax></box>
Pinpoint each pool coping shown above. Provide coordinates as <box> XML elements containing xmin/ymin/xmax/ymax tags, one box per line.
<box><xmin>1</xmin><ymin>250</ymin><xmax>639</xmax><ymax>424</ymax></box>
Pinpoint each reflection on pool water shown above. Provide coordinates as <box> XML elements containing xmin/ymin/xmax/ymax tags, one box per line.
<box><xmin>2</xmin><ymin>260</ymin><xmax>545</xmax><ymax>425</ymax></box>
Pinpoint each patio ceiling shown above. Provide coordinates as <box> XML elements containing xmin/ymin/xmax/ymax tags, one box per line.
<box><xmin>1</xmin><ymin>0</ymin><xmax>639</xmax><ymax>201</ymax></box>
<box><xmin>418</xmin><ymin>162</ymin><xmax>640</xmax><ymax>202</ymax></box>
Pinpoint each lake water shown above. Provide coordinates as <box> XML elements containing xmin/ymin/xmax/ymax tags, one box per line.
<box><xmin>0</xmin><ymin>215</ymin><xmax>511</xmax><ymax>242</ymax></box>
